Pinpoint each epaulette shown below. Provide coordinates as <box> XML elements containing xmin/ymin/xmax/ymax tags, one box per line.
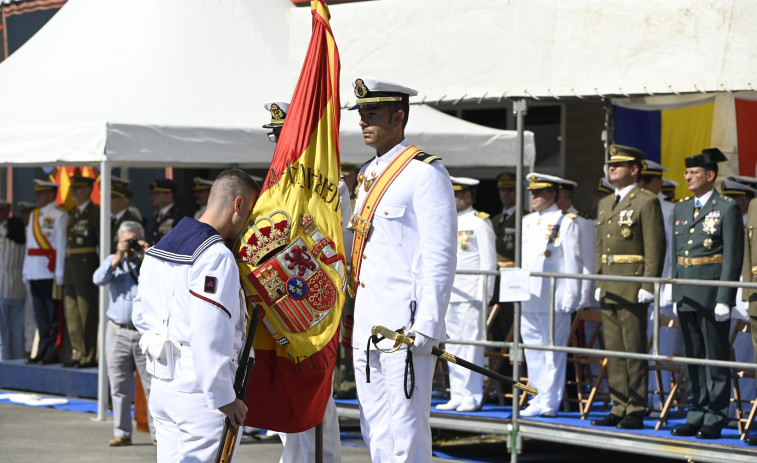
<box><xmin>723</xmin><ymin>195</ymin><xmax>734</xmax><ymax>202</ymax></box>
<box><xmin>563</xmin><ymin>212</ymin><xmax>578</xmax><ymax>219</ymax></box>
<box><xmin>474</xmin><ymin>211</ymin><xmax>490</xmax><ymax>220</ymax></box>
<box><xmin>413</xmin><ymin>151</ymin><xmax>442</xmax><ymax>164</ymax></box>
<box><xmin>678</xmin><ymin>196</ymin><xmax>692</xmax><ymax>203</ymax></box>
<box><xmin>578</xmin><ymin>211</ymin><xmax>591</xmax><ymax>219</ymax></box>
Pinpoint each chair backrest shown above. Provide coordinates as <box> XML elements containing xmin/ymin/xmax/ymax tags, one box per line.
<box><xmin>568</xmin><ymin>309</ymin><xmax>604</xmax><ymax>350</ymax></box>
<box><xmin>647</xmin><ymin>314</ymin><xmax>679</xmax><ymax>353</ymax></box>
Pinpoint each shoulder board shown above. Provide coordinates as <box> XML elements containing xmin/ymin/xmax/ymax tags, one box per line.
<box><xmin>678</xmin><ymin>196</ymin><xmax>691</xmax><ymax>203</ymax></box>
<box><xmin>474</xmin><ymin>211</ymin><xmax>490</xmax><ymax>220</ymax></box>
<box><xmin>413</xmin><ymin>151</ymin><xmax>442</xmax><ymax>164</ymax></box>
<box><xmin>563</xmin><ymin>212</ymin><xmax>577</xmax><ymax>219</ymax></box>
<box><xmin>578</xmin><ymin>211</ymin><xmax>591</xmax><ymax>219</ymax></box>
<box><xmin>722</xmin><ymin>195</ymin><xmax>734</xmax><ymax>202</ymax></box>
<box><xmin>638</xmin><ymin>188</ymin><xmax>656</xmax><ymax>197</ymax></box>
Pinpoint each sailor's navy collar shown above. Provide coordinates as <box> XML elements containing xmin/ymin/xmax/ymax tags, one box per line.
<box><xmin>146</xmin><ymin>217</ymin><xmax>223</xmax><ymax>265</ymax></box>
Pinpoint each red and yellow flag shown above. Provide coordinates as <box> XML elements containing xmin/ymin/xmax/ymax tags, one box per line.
<box><xmin>50</xmin><ymin>166</ymin><xmax>101</xmax><ymax>210</ymax></box>
<box><xmin>235</xmin><ymin>0</ymin><xmax>343</xmax><ymax>433</ymax></box>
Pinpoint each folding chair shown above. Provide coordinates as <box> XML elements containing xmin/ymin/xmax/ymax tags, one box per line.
<box><xmin>648</xmin><ymin>315</ymin><xmax>687</xmax><ymax>430</ymax></box>
<box><xmin>563</xmin><ymin>309</ymin><xmax>610</xmax><ymax>419</ymax></box>
<box><xmin>729</xmin><ymin>319</ymin><xmax>757</xmax><ymax>438</ymax></box>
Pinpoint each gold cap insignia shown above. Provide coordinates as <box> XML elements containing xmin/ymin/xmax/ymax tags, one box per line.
<box><xmin>354</xmin><ymin>79</ymin><xmax>368</xmax><ymax>98</ymax></box>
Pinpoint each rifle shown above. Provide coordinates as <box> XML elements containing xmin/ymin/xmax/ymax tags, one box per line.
<box><xmin>214</xmin><ymin>302</ymin><xmax>261</xmax><ymax>463</ymax></box>
<box><xmin>371</xmin><ymin>325</ymin><xmax>538</xmax><ymax>396</ymax></box>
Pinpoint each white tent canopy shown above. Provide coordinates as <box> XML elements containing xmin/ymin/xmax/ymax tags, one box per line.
<box><xmin>0</xmin><ymin>0</ymin><xmax>532</xmax><ymax>168</ymax></box>
<box><xmin>289</xmin><ymin>0</ymin><xmax>757</xmax><ymax>105</ymax></box>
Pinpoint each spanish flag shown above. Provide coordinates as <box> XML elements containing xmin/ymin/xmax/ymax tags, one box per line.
<box><xmin>235</xmin><ymin>0</ymin><xmax>344</xmax><ymax>433</ymax></box>
<box><xmin>50</xmin><ymin>166</ymin><xmax>101</xmax><ymax>210</ymax></box>
<box><xmin>613</xmin><ymin>98</ymin><xmax>714</xmax><ymax>199</ymax></box>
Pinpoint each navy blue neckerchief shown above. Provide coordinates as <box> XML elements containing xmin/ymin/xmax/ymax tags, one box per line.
<box><xmin>146</xmin><ymin>217</ymin><xmax>223</xmax><ymax>265</ymax></box>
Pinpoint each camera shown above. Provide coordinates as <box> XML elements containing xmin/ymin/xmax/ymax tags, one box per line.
<box><xmin>127</xmin><ymin>237</ymin><xmax>142</xmax><ymax>251</ymax></box>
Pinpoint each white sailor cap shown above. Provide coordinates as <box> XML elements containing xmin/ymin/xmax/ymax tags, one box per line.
<box><xmin>350</xmin><ymin>77</ymin><xmax>417</xmax><ymax>110</ymax></box>
<box><xmin>450</xmin><ymin>176</ymin><xmax>480</xmax><ymax>191</ymax></box>
<box><xmin>192</xmin><ymin>177</ymin><xmax>214</xmax><ymax>191</ymax></box>
<box><xmin>263</xmin><ymin>101</ymin><xmax>290</xmax><ymax>128</ymax></box>
<box><xmin>722</xmin><ymin>179</ymin><xmax>757</xmax><ymax>197</ymax></box>
<box><xmin>641</xmin><ymin>159</ymin><xmax>667</xmax><ymax>176</ymax></box>
<box><xmin>726</xmin><ymin>174</ymin><xmax>757</xmax><ymax>190</ymax></box>
<box><xmin>33</xmin><ymin>179</ymin><xmax>59</xmax><ymax>192</ymax></box>
<box><xmin>526</xmin><ymin>173</ymin><xmax>572</xmax><ymax>190</ymax></box>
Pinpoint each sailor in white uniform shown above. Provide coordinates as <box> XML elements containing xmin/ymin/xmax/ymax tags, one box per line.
<box><xmin>349</xmin><ymin>77</ymin><xmax>457</xmax><ymax>462</ymax></box>
<box><xmin>132</xmin><ymin>169</ymin><xmax>258</xmax><ymax>463</ymax></box>
<box><xmin>23</xmin><ymin>179</ymin><xmax>68</xmax><ymax>364</ymax></box>
<box><xmin>520</xmin><ymin>173</ymin><xmax>582</xmax><ymax>417</ymax></box>
<box><xmin>436</xmin><ymin>177</ymin><xmax>496</xmax><ymax>413</ymax></box>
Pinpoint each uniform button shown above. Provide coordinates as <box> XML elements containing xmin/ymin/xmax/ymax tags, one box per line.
<box><xmin>690</xmin><ymin>228</ymin><xmax>695</xmax><ymax>234</ymax></box>
<box><xmin>360</xmin><ymin>282</ymin><xmax>365</xmax><ymax>288</ymax></box>
<box><xmin>688</xmin><ymin>240</ymin><xmax>693</xmax><ymax>244</ymax></box>
<box><xmin>607</xmin><ymin>248</ymin><xmax>610</xmax><ymax>252</ymax></box>
<box><xmin>607</xmin><ymin>219</ymin><xmax>611</xmax><ymax>224</ymax></box>
<box><xmin>362</xmin><ymin>254</ymin><xmax>367</xmax><ymax>259</ymax></box>
<box><xmin>384</xmin><ymin>211</ymin><xmax>388</xmax><ymax>215</ymax></box>
<box><xmin>607</xmin><ymin>234</ymin><xmax>611</xmax><ymax>238</ymax></box>
<box><xmin>685</xmin><ymin>250</ymin><xmax>689</xmax><ymax>256</ymax></box>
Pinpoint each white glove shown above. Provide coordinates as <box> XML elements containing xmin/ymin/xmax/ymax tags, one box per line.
<box><xmin>56</xmin><ymin>272</ymin><xmax>65</xmax><ymax>287</ymax></box>
<box><xmin>637</xmin><ymin>288</ymin><xmax>654</xmax><ymax>304</ymax></box>
<box><xmin>559</xmin><ymin>299</ymin><xmax>575</xmax><ymax>313</ymax></box>
<box><xmin>714</xmin><ymin>303</ymin><xmax>731</xmax><ymax>322</ymax></box>
<box><xmin>661</xmin><ymin>284</ymin><xmax>673</xmax><ymax>307</ymax></box>
<box><xmin>594</xmin><ymin>288</ymin><xmax>601</xmax><ymax>303</ymax></box>
<box><xmin>407</xmin><ymin>330</ymin><xmax>435</xmax><ymax>355</ymax></box>
<box><xmin>673</xmin><ymin>303</ymin><xmax>678</xmax><ymax>317</ymax></box>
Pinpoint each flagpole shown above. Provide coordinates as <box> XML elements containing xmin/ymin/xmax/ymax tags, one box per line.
<box><xmin>315</xmin><ymin>421</ymin><xmax>323</xmax><ymax>463</ymax></box>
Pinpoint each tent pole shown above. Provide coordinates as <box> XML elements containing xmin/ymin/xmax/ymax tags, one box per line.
<box><xmin>96</xmin><ymin>159</ymin><xmax>111</xmax><ymax>421</ymax></box>
<box><xmin>509</xmin><ymin>99</ymin><xmax>527</xmax><ymax>463</ymax></box>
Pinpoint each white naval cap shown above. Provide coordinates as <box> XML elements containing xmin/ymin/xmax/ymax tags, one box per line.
<box><xmin>17</xmin><ymin>200</ymin><xmax>36</xmax><ymax>212</ymax></box>
<box><xmin>596</xmin><ymin>177</ymin><xmax>613</xmax><ymax>194</ymax></box>
<box><xmin>263</xmin><ymin>101</ymin><xmax>290</xmax><ymax>128</ymax></box>
<box><xmin>450</xmin><ymin>176</ymin><xmax>480</xmax><ymax>191</ymax></box>
<box><xmin>350</xmin><ymin>77</ymin><xmax>417</xmax><ymax>109</ymax></box>
<box><xmin>33</xmin><ymin>179</ymin><xmax>59</xmax><ymax>192</ymax></box>
<box><xmin>641</xmin><ymin>159</ymin><xmax>667</xmax><ymax>176</ymax></box>
<box><xmin>525</xmin><ymin>172</ymin><xmax>574</xmax><ymax>190</ymax></box>
<box><xmin>722</xmin><ymin>179</ymin><xmax>757</xmax><ymax>197</ymax></box>
<box><xmin>192</xmin><ymin>177</ymin><xmax>214</xmax><ymax>191</ymax></box>
<box><xmin>662</xmin><ymin>178</ymin><xmax>679</xmax><ymax>189</ymax></box>
<box><xmin>726</xmin><ymin>174</ymin><xmax>757</xmax><ymax>190</ymax></box>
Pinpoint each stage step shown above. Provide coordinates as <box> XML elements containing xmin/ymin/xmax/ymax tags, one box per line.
<box><xmin>0</xmin><ymin>360</ymin><xmax>98</xmax><ymax>399</ymax></box>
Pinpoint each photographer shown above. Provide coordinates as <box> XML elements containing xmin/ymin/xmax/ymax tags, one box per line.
<box><xmin>93</xmin><ymin>220</ymin><xmax>155</xmax><ymax>446</ymax></box>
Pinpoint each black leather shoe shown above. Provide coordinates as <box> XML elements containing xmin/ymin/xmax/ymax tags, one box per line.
<box><xmin>617</xmin><ymin>412</ymin><xmax>644</xmax><ymax>429</ymax></box>
<box><xmin>745</xmin><ymin>435</ymin><xmax>757</xmax><ymax>446</ymax></box>
<box><xmin>40</xmin><ymin>356</ymin><xmax>56</xmax><ymax>365</ymax></box>
<box><xmin>591</xmin><ymin>414</ymin><xmax>623</xmax><ymax>427</ymax></box>
<box><xmin>61</xmin><ymin>360</ymin><xmax>79</xmax><ymax>368</ymax></box>
<box><xmin>25</xmin><ymin>356</ymin><xmax>40</xmax><ymax>364</ymax></box>
<box><xmin>671</xmin><ymin>423</ymin><xmax>700</xmax><ymax>436</ymax></box>
<box><xmin>696</xmin><ymin>425</ymin><xmax>721</xmax><ymax>439</ymax></box>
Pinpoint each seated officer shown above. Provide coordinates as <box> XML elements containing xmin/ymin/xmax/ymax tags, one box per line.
<box><xmin>147</xmin><ymin>179</ymin><xmax>183</xmax><ymax>246</ymax></box>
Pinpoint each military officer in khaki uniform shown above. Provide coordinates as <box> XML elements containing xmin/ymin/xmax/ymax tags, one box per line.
<box><xmin>742</xmin><ymin>191</ymin><xmax>757</xmax><ymax>446</ymax></box>
<box><xmin>671</xmin><ymin>149</ymin><xmax>743</xmax><ymax>440</ymax></box>
<box><xmin>110</xmin><ymin>179</ymin><xmax>140</xmax><ymax>248</ymax></box>
<box><xmin>146</xmin><ymin>179</ymin><xmax>184</xmax><ymax>246</ymax></box>
<box><xmin>63</xmin><ymin>176</ymin><xmax>100</xmax><ymax>368</ymax></box>
<box><xmin>592</xmin><ymin>145</ymin><xmax>665</xmax><ymax>430</ymax></box>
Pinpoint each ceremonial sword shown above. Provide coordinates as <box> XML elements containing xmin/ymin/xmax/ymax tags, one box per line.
<box><xmin>371</xmin><ymin>325</ymin><xmax>538</xmax><ymax>396</ymax></box>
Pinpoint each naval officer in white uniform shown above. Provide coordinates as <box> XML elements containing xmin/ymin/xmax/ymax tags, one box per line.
<box><xmin>23</xmin><ymin>179</ymin><xmax>68</xmax><ymax>364</ymax></box>
<box><xmin>520</xmin><ymin>173</ymin><xmax>582</xmax><ymax>417</ymax></box>
<box><xmin>349</xmin><ymin>77</ymin><xmax>457</xmax><ymax>463</ymax></box>
<box><xmin>436</xmin><ymin>177</ymin><xmax>496</xmax><ymax>413</ymax></box>
<box><xmin>133</xmin><ymin>169</ymin><xmax>258</xmax><ymax>463</ymax></box>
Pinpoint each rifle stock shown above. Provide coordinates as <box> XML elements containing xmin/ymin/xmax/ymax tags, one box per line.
<box><xmin>215</xmin><ymin>302</ymin><xmax>261</xmax><ymax>463</ymax></box>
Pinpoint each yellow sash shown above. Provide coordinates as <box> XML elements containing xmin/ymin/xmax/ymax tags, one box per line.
<box><xmin>29</xmin><ymin>208</ymin><xmax>56</xmax><ymax>272</ymax></box>
<box><xmin>349</xmin><ymin>145</ymin><xmax>422</xmax><ymax>295</ymax></box>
